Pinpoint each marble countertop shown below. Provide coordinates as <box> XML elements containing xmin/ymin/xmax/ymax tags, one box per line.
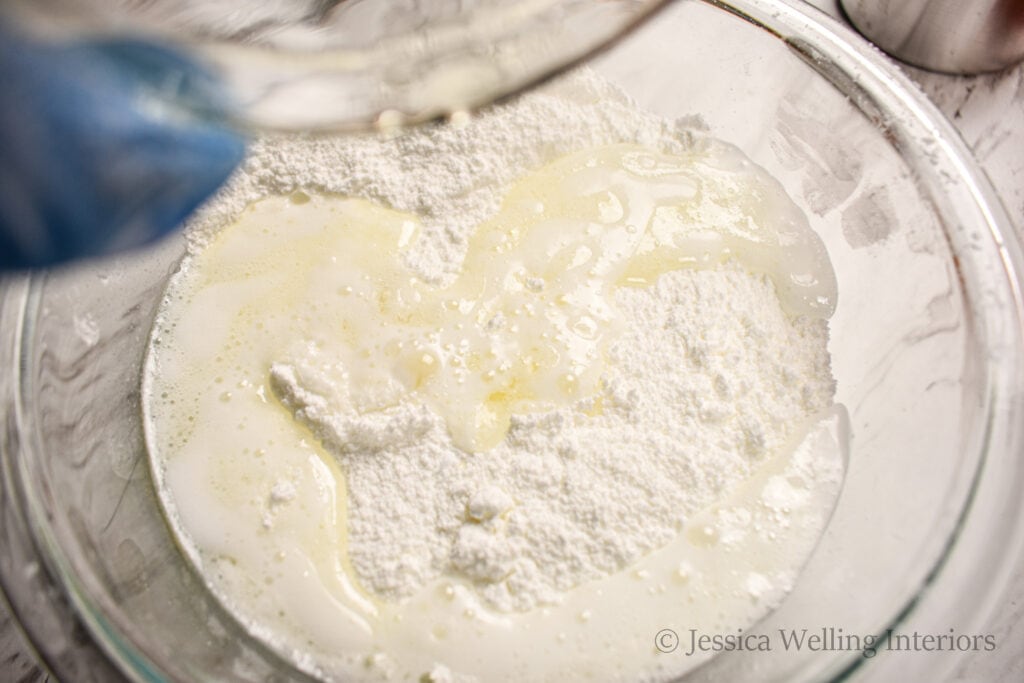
<box><xmin>1</xmin><ymin>1</ymin><xmax>1022</xmax><ymax>681</ymax></box>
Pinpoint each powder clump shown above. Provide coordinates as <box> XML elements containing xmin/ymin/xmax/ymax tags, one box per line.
<box><xmin>183</xmin><ymin>69</ymin><xmax>836</xmax><ymax>612</ymax></box>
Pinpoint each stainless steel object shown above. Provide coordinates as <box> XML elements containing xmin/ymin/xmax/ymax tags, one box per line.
<box><xmin>841</xmin><ymin>0</ymin><xmax>1024</xmax><ymax>74</ymax></box>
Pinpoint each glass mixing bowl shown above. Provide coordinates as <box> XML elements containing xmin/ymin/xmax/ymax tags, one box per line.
<box><xmin>2</xmin><ymin>0</ymin><xmax>1024</xmax><ymax>681</ymax></box>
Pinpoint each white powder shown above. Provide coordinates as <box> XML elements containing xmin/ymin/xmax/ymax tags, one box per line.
<box><xmin>185</xmin><ymin>69</ymin><xmax>834</xmax><ymax>613</ymax></box>
<box><xmin>273</xmin><ymin>267</ymin><xmax>832</xmax><ymax>612</ymax></box>
<box><xmin>186</xmin><ymin>69</ymin><xmax>701</xmax><ymax>284</ymax></box>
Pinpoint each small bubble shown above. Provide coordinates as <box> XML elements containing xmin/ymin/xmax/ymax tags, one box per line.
<box><xmin>688</xmin><ymin>524</ymin><xmax>720</xmax><ymax>547</ymax></box>
<box><xmin>376</xmin><ymin>109</ymin><xmax>404</xmax><ymax>134</ymax></box>
<box><xmin>448</xmin><ymin>109</ymin><xmax>471</xmax><ymax>127</ymax></box>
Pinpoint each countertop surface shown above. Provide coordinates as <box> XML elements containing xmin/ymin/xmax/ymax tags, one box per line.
<box><xmin>1</xmin><ymin>1</ymin><xmax>1022</xmax><ymax>681</ymax></box>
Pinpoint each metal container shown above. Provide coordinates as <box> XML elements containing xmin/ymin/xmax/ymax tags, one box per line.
<box><xmin>841</xmin><ymin>0</ymin><xmax>1024</xmax><ymax>74</ymax></box>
